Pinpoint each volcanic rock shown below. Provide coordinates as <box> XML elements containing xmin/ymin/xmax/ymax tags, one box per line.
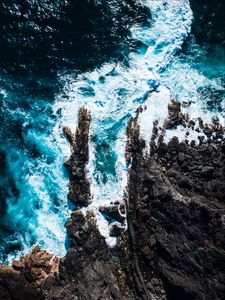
<box><xmin>64</xmin><ymin>107</ymin><xmax>91</xmax><ymax>207</ymax></box>
<box><xmin>99</xmin><ymin>203</ymin><xmax>126</xmax><ymax>223</ymax></box>
<box><xmin>1</xmin><ymin>103</ymin><xmax>225</xmax><ymax>300</ymax></box>
<box><xmin>43</xmin><ymin>210</ymin><xmax>123</xmax><ymax>300</ymax></box>
<box><xmin>0</xmin><ymin>245</ymin><xmax>59</xmax><ymax>300</ymax></box>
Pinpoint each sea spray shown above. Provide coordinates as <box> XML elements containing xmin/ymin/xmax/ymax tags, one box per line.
<box><xmin>53</xmin><ymin>0</ymin><xmax>193</xmax><ymax>240</ymax></box>
<box><xmin>1</xmin><ymin>0</ymin><xmax>224</xmax><ymax>262</ymax></box>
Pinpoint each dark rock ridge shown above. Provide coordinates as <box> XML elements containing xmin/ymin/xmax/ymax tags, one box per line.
<box><xmin>0</xmin><ymin>103</ymin><xmax>225</xmax><ymax>300</ymax></box>
<box><xmin>0</xmin><ymin>107</ymin><xmax>125</xmax><ymax>300</ymax></box>
<box><xmin>44</xmin><ymin>107</ymin><xmax>124</xmax><ymax>298</ymax></box>
<box><xmin>64</xmin><ymin>107</ymin><xmax>91</xmax><ymax>207</ymax></box>
<box><xmin>99</xmin><ymin>202</ymin><xmax>126</xmax><ymax>224</ymax></box>
<box><xmin>125</xmin><ymin>104</ymin><xmax>225</xmax><ymax>300</ymax></box>
<box><xmin>43</xmin><ymin>210</ymin><xmax>123</xmax><ymax>300</ymax></box>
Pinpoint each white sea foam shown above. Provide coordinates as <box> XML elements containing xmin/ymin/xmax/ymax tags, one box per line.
<box><xmin>52</xmin><ymin>0</ymin><xmax>194</xmax><ymax>241</ymax></box>
<box><xmin>4</xmin><ymin>0</ymin><xmax>223</xmax><ymax>262</ymax></box>
<box><xmin>161</xmin><ymin>43</ymin><xmax>225</xmax><ymax>142</ymax></box>
<box><xmin>138</xmin><ymin>86</ymin><xmax>171</xmax><ymax>152</ymax></box>
<box><xmin>4</xmin><ymin>134</ymin><xmax>69</xmax><ymax>263</ymax></box>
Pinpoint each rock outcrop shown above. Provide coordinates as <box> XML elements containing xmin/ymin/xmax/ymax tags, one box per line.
<box><xmin>42</xmin><ymin>108</ymin><xmax>127</xmax><ymax>299</ymax></box>
<box><xmin>43</xmin><ymin>211</ymin><xmax>123</xmax><ymax>300</ymax></box>
<box><xmin>64</xmin><ymin>107</ymin><xmax>91</xmax><ymax>207</ymax></box>
<box><xmin>125</xmin><ymin>105</ymin><xmax>225</xmax><ymax>300</ymax></box>
<box><xmin>0</xmin><ymin>103</ymin><xmax>225</xmax><ymax>300</ymax></box>
<box><xmin>0</xmin><ymin>245</ymin><xmax>59</xmax><ymax>300</ymax></box>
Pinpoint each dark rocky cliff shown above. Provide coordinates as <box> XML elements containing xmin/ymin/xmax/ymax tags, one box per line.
<box><xmin>0</xmin><ymin>105</ymin><xmax>224</xmax><ymax>300</ymax></box>
<box><xmin>125</xmin><ymin>107</ymin><xmax>225</xmax><ymax>300</ymax></box>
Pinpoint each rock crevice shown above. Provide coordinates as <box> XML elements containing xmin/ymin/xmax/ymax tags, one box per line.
<box><xmin>0</xmin><ymin>104</ymin><xmax>225</xmax><ymax>300</ymax></box>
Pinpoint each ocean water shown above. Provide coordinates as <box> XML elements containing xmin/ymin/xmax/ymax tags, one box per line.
<box><xmin>0</xmin><ymin>0</ymin><xmax>224</xmax><ymax>263</ymax></box>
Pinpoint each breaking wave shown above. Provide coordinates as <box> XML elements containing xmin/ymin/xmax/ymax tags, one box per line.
<box><xmin>0</xmin><ymin>0</ymin><xmax>224</xmax><ymax>263</ymax></box>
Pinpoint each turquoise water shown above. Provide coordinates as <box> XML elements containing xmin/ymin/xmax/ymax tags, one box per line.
<box><xmin>0</xmin><ymin>0</ymin><xmax>224</xmax><ymax>263</ymax></box>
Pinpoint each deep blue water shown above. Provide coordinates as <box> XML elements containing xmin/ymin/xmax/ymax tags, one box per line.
<box><xmin>0</xmin><ymin>0</ymin><xmax>224</xmax><ymax>263</ymax></box>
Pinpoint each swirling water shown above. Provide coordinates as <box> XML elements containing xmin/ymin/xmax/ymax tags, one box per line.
<box><xmin>0</xmin><ymin>0</ymin><xmax>224</xmax><ymax>263</ymax></box>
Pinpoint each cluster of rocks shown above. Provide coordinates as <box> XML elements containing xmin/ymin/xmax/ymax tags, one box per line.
<box><xmin>0</xmin><ymin>245</ymin><xmax>59</xmax><ymax>300</ymax></box>
<box><xmin>0</xmin><ymin>102</ymin><xmax>224</xmax><ymax>300</ymax></box>
<box><xmin>163</xmin><ymin>100</ymin><xmax>185</xmax><ymax>130</ymax></box>
<box><xmin>43</xmin><ymin>210</ymin><xmax>123</xmax><ymax>300</ymax></box>
<box><xmin>63</xmin><ymin>108</ymin><xmax>91</xmax><ymax>207</ymax></box>
<box><xmin>162</xmin><ymin>99</ymin><xmax>224</xmax><ymax>141</ymax></box>
<box><xmin>125</xmin><ymin>103</ymin><xmax>225</xmax><ymax>300</ymax></box>
<box><xmin>99</xmin><ymin>201</ymin><xmax>127</xmax><ymax>238</ymax></box>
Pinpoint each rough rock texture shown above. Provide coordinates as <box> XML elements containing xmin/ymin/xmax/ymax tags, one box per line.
<box><xmin>1</xmin><ymin>104</ymin><xmax>225</xmax><ymax>300</ymax></box>
<box><xmin>42</xmin><ymin>108</ymin><xmax>126</xmax><ymax>299</ymax></box>
<box><xmin>99</xmin><ymin>202</ymin><xmax>126</xmax><ymax>224</ymax></box>
<box><xmin>125</xmin><ymin>105</ymin><xmax>225</xmax><ymax>300</ymax></box>
<box><xmin>64</xmin><ymin>108</ymin><xmax>91</xmax><ymax>207</ymax></box>
<box><xmin>0</xmin><ymin>245</ymin><xmax>59</xmax><ymax>300</ymax></box>
<box><xmin>0</xmin><ymin>107</ymin><xmax>125</xmax><ymax>300</ymax></box>
<box><xmin>43</xmin><ymin>211</ymin><xmax>123</xmax><ymax>300</ymax></box>
<box><xmin>47</xmin><ymin>108</ymin><xmax>126</xmax><ymax>299</ymax></box>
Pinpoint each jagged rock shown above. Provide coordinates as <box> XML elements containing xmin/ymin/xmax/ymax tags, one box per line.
<box><xmin>201</xmin><ymin>166</ymin><xmax>214</xmax><ymax>178</ymax></box>
<box><xmin>43</xmin><ymin>211</ymin><xmax>123</xmax><ymax>300</ymax></box>
<box><xmin>64</xmin><ymin>108</ymin><xmax>91</xmax><ymax>207</ymax></box>
<box><xmin>1</xmin><ymin>102</ymin><xmax>225</xmax><ymax>300</ymax></box>
<box><xmin>0</xmin><ymin>245</ymin><xmax>59</xmax><ymax>300</ymax></box>
<box><xmin>163</xmin><ymin>100</ymin><xmax>185</xmax><ymax>129</ymax></box>
<box><xmin>99</xmin><ymin>203</ymin><xmax>126</xmax><ymax>223</ymax></box>
<box><xmin>177</xmin><ymin>152</ymin><xmax>185</xmax><ymax>163</ymax></box>
<box><xmin>110</xmin><ymin>224</ymin><xmax>125</xmax><ymax>237</ymax></box>
<box><xmin>125</xmin><ymin>107</ymin><xmax>225</xmax><ymax>300</ymax></box>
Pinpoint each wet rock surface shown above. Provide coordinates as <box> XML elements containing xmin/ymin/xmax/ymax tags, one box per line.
<box><xmin>99</xmin><ymin>202</ymin><xmax>126</xmax><ymax>224</ymax></box>
<box><xmin>0</xmin><ymin>103</ymin><xmax>225</xmax><ymax>300</ymax></box>
<box><xmin>64</xmin><ymin>108</ymin><xmax>91</xmax><ymax>207</ymax></box>
<box><xmin>125</xmin><ymin>106</ymin><xmax>225</xmax><ymax>300</ymax></box>
<box><xmin>43</xmin><ymin>211</ymin><xmax>123</xmax><ymax>300</ymax></box>
<box><xmin>0</xmin><ymin>245</ymin><xmax>59</xmax><ymax>300</ymax></box>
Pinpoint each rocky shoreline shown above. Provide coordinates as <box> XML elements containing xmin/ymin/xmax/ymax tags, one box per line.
<box><xmin>0</xmin><ymin>102</ymin><xmax>224</xmax><ymax>300</ymax></box>
<box><xmin>125</xmin><ymin>105</ymin><xmax>225</xmax><ymax>300</ymax></box>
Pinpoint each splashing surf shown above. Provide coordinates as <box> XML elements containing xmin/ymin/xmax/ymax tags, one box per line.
<box><xmin>0</xmin><ymin>0</ymin><xmax>224</xmax><ymax>262</ymax></box>
<box><xmin>53</xmin><ymin>0</ymin><xmax>193</xmax><ymax>244</ymax></box>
